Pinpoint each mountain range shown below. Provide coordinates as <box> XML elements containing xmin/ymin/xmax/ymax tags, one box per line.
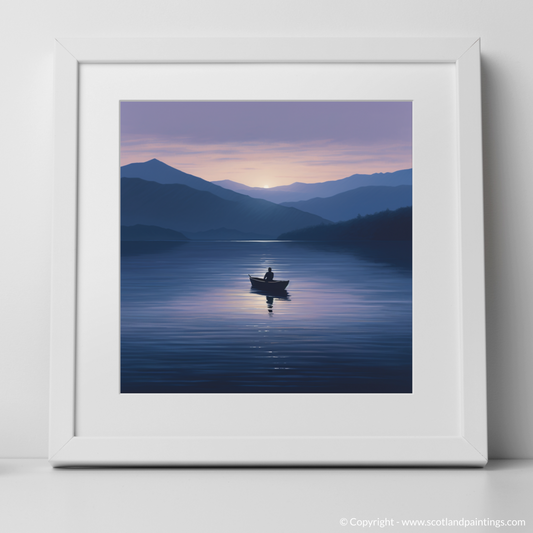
<box><xmin>121</xmin><ymin>178</ymin><xmax>330</xmax><ymax>238</ymax></box>
<box><xmin>280</xmin><ymin>185</ymin><xmax>412</xmax><ymax>222</ymax></box>
<box><xmin>213</xmin><ymin>168</ymin><xmax>412</xmax><ymax>204</ymax></box>
<box><xmin>121</xmin><ymin>159</ymin><xmax>245</xmax><ymax>202</ymax></box>
<box><xmin>278</xmin><ymin>207</ymin><xmax>412</xmax><ymax>241</ymax></box>
<box><xmin>120</xmin><ymin>159</ymin><xmax>412</xmax><ymax>240</ymax></box>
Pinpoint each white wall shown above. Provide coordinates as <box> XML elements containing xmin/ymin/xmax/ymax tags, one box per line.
<box><xmin>1</xmin><ymin>0</ymin><xmax>531</xmax><ymax>459</ymax></box>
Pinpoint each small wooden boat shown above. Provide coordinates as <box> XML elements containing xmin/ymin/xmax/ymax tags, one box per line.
<box><xmin>249</xmin><ymin>275</ymin><xmax>290</xmax><ymax>291</ymax></box>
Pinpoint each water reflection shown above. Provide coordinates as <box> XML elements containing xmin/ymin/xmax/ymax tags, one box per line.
<box><xmin>121</xmin><ymin>241</ymin><xmax>412</xmax><ymax>393</ymax></box>
<box><xmin>285</xmin><ymin>240</ymin><xmax>412</xmax><ymax>272</ymax></box>
<box><xmin>249</xmin><ymin>288</ymin><xmax>291</xmax><ymax>314</ymax></box>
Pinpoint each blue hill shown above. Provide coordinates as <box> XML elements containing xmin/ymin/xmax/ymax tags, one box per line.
<box><xmin>280</xmin><ymin>185</ymin><xmax>412</xmax><ymax>222</ymax></box>
<box><xmin>213</xmin><ymin>169</ymin><xmax>412</xmax><ymax>204</ymax></box>
<box><xmin>121</xmin><ymin>159</ymin><xmax>248</xmax><ymax>202</ymax></box>
<box><xmin>278</xmin><ymin>207</ymin><xmax>412</xmax><ymax>241</ymax></box>
<box><xmin>121</xmin><ymin>178</ymin><xmax>331</xmax><ymax>239</ymax></box>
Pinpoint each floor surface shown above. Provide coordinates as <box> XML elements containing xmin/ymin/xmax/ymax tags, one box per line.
<box><xmin>0</xmin><ymin>459</ymin><xmax>531</xmax><ymax>532</ymax></box>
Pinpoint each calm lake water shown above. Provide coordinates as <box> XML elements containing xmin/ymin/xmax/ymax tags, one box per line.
<box><xmin>121</xmin><ymin>240</ymin><xmax>412</xmax><ymax>393</ymax></box>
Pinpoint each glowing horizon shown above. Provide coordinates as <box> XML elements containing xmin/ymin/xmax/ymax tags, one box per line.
<box><xmin>121</xmin><ymin>102</ymin><xmax>412</xmax><ymax>188</ymax></box>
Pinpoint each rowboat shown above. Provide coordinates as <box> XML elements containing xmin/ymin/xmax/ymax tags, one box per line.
<box><xmin>249</xmin><ymin>275</ymin><xmax>290</xmax><ymax>291</ymax></box>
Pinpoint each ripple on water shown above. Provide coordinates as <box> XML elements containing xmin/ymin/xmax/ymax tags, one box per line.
<box><xmin>121</xmin><ymin>241</ymin><xmax>412</xmax><ymax>393</ymax></box>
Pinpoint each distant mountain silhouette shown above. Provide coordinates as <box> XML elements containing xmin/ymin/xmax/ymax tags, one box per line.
<box><xmin>212</xmin><ymin>179</ymin><xmax>256</xmax><ymax>191</ymax></box>
<box><xmin>280</xmin><ymin>185</ymin><xmax>412</xmax><ymax>222</ymax></box>
<box><xmin>278</xmin><ymin>207</ymin><xmax>412</xmax><ymax>241</ymax></box>
<box><xmin>121</xmin><ymin>159</ymin><xmax>248</xmax><ymax>202</ymax></box>
<box><xmin>183</xmin><ymin>228</ymin><xmax>268</xmax><ymax>240</ymax></box>
<box><xmin>213</xmin><ymin>169</ymin><xmax>412</xmax><ymax>204</ymax></box>
<box><xmin>121</xmin><ymin>224</ymin><xmax>189</xmax><ymax>241</ymax></box>
<box><xmin>121</xmin><ymin>178</ymin><xmax>331</xmax><ymax>238</ymax></box>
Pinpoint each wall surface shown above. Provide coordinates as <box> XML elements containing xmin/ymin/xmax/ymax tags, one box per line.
<box><xmin>1</xmin><ymin>0</ymin><xmax>531</xmax><ymax>459</ymax></box>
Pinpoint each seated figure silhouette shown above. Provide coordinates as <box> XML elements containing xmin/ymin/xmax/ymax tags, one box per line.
<box><xmin>264</xmin><ymin>267</ymin><xmax>274</xmax><ymax>282</ymax></box>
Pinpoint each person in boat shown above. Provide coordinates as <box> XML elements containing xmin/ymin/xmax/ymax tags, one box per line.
<box><xmin>263</xmin><ymin>267</ymin><xmax>274</xmax><ymax>282</ymax></box>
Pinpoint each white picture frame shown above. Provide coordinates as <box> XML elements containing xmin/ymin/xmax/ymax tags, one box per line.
<box><xmin>50</xmin><ymin>38</ymin><xmax>486</xmax><ymax>466</ymax></box>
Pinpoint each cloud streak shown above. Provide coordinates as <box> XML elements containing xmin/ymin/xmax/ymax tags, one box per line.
<box><xmin>121</xmin><ymin>102</ymin><xmax>412</xmax><ymax>187</ymax></box>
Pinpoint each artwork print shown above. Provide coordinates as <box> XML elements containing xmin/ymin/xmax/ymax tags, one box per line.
<box><xmin>120</xmin><ymin>102</ymin><xmax>412</xmax><ymax>393</ymax></box>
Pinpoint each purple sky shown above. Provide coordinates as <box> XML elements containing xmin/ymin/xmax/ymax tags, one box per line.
<box><xmin>121</xmin><ymin>102</ymin><xmax>412</xmax><ymax>187</ymax></box>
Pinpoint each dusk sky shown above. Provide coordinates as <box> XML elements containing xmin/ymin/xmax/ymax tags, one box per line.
<box><xmin>120</xmin><ymin>101</ymin><xmax>412</xmax><ymax>188</ymax></box>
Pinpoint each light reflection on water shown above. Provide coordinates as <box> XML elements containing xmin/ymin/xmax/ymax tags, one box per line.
<box><xmin>121</xmin><ymin>240</ymin><xmax>412</xmax><ymax>393</ymax></box>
